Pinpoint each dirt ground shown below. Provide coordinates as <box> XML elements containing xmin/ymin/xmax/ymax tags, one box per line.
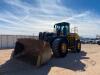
<box><xmin>0</xmin><ymin>44</ymin><xmax>100</xmax><ymax>75</ymax></box>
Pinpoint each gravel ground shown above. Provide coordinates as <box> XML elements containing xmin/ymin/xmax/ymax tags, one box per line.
<box><xmin>0</xmin><ymin>44</ymin><xmax>100</xmax><ymax>75</ymax></box>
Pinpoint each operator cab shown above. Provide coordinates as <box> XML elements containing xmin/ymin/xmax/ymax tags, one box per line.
<box><xmin>54</xmin><ymin>22</ymin><xmax>70</xmax><ymax>36</ymax></box>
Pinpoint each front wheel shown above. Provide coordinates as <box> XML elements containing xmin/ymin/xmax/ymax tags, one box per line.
<box><xmin>52</xmin><ymin>38</ymin><xmax>68</xmax><ymax>57</ymax></box>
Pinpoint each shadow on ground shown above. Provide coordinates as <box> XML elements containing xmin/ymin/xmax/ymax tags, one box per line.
<box><xmin>0</xmin><ymin>51</ymin><xmax>89</xmax><ymax>75</ymax></box>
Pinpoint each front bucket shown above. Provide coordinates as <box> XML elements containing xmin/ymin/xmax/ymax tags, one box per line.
<box><xmin>12</xmin><ymin>38</ymin><xmax>52</xmax><ymax>67</ymax></box>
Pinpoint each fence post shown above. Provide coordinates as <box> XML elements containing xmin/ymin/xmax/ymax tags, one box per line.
<box><xmin>1</xmin><ymin>35</ymin><xmax>2</xmax><ymax>49</ymax></box>
<box><xmin>0</xmin><ymin>35</ymin><xmax>1</xmax><ymax>49</ymax></box>
<box><xmin>7</xmin><ymin>35</ymin><xmax>8</xmax><ymax>48</ymax></box>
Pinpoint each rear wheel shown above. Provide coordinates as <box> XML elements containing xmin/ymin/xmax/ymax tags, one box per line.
<box><xmin>52</xmin><ymin>38</ymin><xmax>68</xmax><ymax>57</ymax></box>
<box><xmin>74</xmin><ymin>40</ymin><xmax>81</xmax><ymax>53</ymax></box>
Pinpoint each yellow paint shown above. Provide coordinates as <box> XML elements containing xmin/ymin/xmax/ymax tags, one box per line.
<box><xmin>61</xmin><ymin>43</ymin><xmax>67</xmax><ymax>53</ymax></box>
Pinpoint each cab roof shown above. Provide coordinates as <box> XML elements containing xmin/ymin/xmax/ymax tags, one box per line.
<box><xmin>55</xmin><ymin>22</ymin><xmax>70</xmax><ymax>26</ymax></box>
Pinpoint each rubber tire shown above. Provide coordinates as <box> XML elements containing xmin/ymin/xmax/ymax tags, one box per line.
<box><xmin>74</xmin><ymin>40</ymin><xmax>81</xmax><ymax>53</ymax></box>
<box><xmin>52</xmin><ymin>38</ymin><xmax>68</xmax><ymax>57</ymax></box>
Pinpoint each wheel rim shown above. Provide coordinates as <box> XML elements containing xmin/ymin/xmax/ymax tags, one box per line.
<box><xmin>78</xmin><ymin>43</ymin><xmax>81</xmax><ymax>49</ymax></box>
<box><xmin>61</xmin><ymin>43</ymin><xmax>67</xmax><ymax>53</ymax></box>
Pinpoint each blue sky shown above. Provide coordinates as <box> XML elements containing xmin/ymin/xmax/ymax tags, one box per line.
<box><xmin>0</xmin><ymin>0</ymin><xmax>100</xmax><ymax>37</ymax></box>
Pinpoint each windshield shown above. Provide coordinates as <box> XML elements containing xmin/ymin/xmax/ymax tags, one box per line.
<box><xmin>55</xmin><ymin>25</ymin><xmax>69</xmax><ymax>36</ymax></box>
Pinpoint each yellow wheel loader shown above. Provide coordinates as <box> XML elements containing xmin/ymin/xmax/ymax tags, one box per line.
<box><xmin>39</xmin><ymin>22</ymin><xmax>81</xmax><ymax>57</ymax></box>
<box><xmin>12</xmin><ymin>22</ymin><xmax>81</xmax><ymax>66</ymax></box>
